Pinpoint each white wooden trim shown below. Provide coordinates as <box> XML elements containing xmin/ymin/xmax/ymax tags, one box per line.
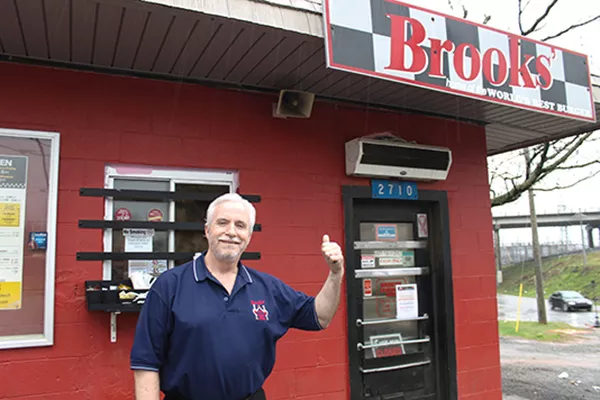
<box><xmin>142</xmin><ymin>0</ymin><xmax>324</xmax><ymax>37</ymax></box>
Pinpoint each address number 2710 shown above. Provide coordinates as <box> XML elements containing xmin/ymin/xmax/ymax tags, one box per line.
<box><xmin>371</xmin><ymin>180</ymin><xmax>418</xmax><ymax>200</ymax></box>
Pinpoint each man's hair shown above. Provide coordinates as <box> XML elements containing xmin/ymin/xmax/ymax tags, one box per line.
<box><xmin>206</xmin><ymin>193</ymin><xmax>256</xmax><ymax>232</ymax></box>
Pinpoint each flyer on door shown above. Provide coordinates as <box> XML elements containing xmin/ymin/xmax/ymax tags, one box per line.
<box><xmin>395</xmin><ymin>283</ymin><xmax>419</xmax><ymax>320</ymax></box>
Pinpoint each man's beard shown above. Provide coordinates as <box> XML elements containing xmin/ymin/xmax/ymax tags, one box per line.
<box><xmin>212</xmin><ymin>239</ymin><xmax>245</xmax><ymax>263</ymax></box>
<box><xmin>213</xmin><ymin>248</ymin><xmax>240</xmax><ymax>263</ymax></box>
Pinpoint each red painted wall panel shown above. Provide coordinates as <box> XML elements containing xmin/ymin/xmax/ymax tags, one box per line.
<box><xmin>0</xmin><ymin>62</ymin><xmax>500</xmax><ymax>399</ymax></box>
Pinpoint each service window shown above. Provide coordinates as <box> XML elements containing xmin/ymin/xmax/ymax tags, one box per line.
<box><xmin>102</xmin><ymin>165</ymin><xmax>236</xmax><ymax>281</ymax></box>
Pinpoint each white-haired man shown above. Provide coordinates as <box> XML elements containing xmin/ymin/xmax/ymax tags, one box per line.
<box><xmin>131</xmin><ymin>193</ymin><xmax>344</xmax><ymax>400</ymax></box>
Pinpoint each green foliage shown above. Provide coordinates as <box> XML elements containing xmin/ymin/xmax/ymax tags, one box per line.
<box><xmin>498</xmin><ymin>251</ymin><xmax>600</xmax><ymax>300</ymax></box>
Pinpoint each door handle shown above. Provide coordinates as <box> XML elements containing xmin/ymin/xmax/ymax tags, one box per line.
<box><xmin>355</xmin><ymin>267</ymin><xmax>429</xmax><ymax>278</ymax></box>
<box><xmin>357</xmin><ymin>336</ymin><xmax>430</xmax><ymax>350</ymax></box>
<box><xmin>356</xmin><ymin>314</ymin><xmax>429</xmax><ymax>326</ymax></box>
<box><xmin>353</xmin><ymin>240</ymin><xmax>427</xmax><ymax>250</ymax></box>
<box><xmin>360</xmin><ymin>360</ymin><xmax>431</xmax><ymax>374</ymax></box>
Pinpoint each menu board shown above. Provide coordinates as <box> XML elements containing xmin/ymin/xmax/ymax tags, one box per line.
<box><xmin>0</xmin><ymin>155</ymin><xmax>28</xmax><ymax>310</ymax></box>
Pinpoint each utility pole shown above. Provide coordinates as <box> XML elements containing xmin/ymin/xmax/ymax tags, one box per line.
<box><xmin>524</xmin><ymin>148</ymin><xmax>548</xmax><ymax>325</ymax></box>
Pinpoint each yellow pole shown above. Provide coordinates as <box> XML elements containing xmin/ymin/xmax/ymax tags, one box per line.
<box><xmin>516</xmin><ymin>283</ymin><xmax>524</xmax><ymax>332</ymax></box>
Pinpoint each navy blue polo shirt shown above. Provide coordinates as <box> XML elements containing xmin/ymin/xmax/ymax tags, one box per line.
<box><xmin>130</xmin><ymin>253</ymin><xmax>323</xmax><ymax>400</ymax></box>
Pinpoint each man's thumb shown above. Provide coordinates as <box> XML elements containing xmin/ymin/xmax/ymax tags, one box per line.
<box><xmin>322</xmin><ymin>234</ymin><xmax>330</xmax><ymax>243</ymax></box>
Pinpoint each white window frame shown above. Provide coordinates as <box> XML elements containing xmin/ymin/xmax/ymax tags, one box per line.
<box><xmin>103</xmin><ymin>164</ymin><xmax>238</xmax><ymax>280</ymax></box>
<box><xmin>0</xmin><ymin>128</ymin><xmax>60</xmax><ymax>350</ymax></box>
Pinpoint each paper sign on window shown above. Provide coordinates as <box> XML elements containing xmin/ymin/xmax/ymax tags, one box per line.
<box><xmin>396</xmin><ymin>284</ymin><xmax>419</xmax><ymax>320</ymax></box>
<box><xmin>124</xmin><ymin>229</ymin><xmax>160</xmax><ymax>276</ymax></box>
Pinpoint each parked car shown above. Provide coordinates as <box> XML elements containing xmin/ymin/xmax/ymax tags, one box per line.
<box><xmin>548</xmin><ymin>291</ymin><xmax>593</xmax><ymax>312</ymax></box>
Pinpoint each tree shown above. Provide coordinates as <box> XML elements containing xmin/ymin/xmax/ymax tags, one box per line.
<box><xmin>457</xmin><ymin>0</ymin><xmax>600</xmax><ymax>326</ymax></box>
<box><xmin>448</xmin><ymin>0</ymin><xmax>600</xmax><ymax>207</ymax></box>
<box><xmin>489</xmin><ymin>132</ymin><xmax>600</xmax><ymax>207</ymax></box>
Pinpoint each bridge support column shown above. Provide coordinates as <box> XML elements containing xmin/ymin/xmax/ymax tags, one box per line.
<box><xmin>588</xmin><ymin>226</ymin><xmax>596</xmax><ymax>249</ymax></box>
<box><xmin>494</xmin><ymin>228</ymin><xmax>503</xmax><ymax>284</ymax></box>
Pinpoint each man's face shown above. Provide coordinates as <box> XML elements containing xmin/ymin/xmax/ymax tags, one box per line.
<box><xmin>205</xmin><ymin>201</ymin><xmax>251</xmax><ymax>263</ymax></box>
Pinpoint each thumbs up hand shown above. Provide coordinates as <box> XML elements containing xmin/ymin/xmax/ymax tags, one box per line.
<box><xmin>321</xmin><ymin>234</ymin><xmax>344</xmax><ymax>275</ymax></box>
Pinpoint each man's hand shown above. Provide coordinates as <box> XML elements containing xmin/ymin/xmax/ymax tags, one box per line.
<box><xmin>316</xmin><ymin>234</ymin><xmax>344</xmax><ymax>328</ymax></box>
<box><xmin>321</xmin><ymin>234</ymin><xmax>344</xmax><ymax>275</ymax></box>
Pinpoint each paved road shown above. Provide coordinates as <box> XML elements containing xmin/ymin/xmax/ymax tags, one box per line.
<box><xmin>498</xmin><ymin>294</ymin><xmax>600</xmax><ymax>328</ymax></box>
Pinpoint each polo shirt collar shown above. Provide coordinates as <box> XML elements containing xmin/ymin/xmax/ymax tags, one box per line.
<box><xmin>192</xmin><ymin>252</ymin><xmax>253</xmax><ymax>284</ymax></box>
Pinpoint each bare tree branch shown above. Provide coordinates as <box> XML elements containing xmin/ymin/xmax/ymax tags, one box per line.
<box><xmin>489</xmin><ymin>5</ymin><xmax>599</xmax><ymax>208</ymax></box>
<box><xmin>534</xmin><ymin>170</ymin><xmax>600</xmax><ymax>191</ymax></box>
<box><xmin>555</xmin><ymin>159</ymin><xmax>600</xmax><ymax>170</ymax></box>
<box><xmin>542</xmin><ymin>14</ymin><xmax>600</xmax><ymax>41</ymax></box>
<box><xmin>518</xmin><ymin>0</ymin><xmax>525</xmax><ymax>35</ymax></box>
<box><xmin>483</xmin><ymin>14</ymin><xmax>491</xmax><ymax>25</ymax></box>
<box><xmin>491</xmin><ymin>132</ymin><xmax>598</xmax><ymax>207</ymax></box>
<box><xmin>521</xmin><ymin>0</ymin><xmax>559</xmax><ymax>36</ymax></box>
<box><xmin>530</xmin><ymin>144</ymin><xmax>548</xmax><ymax>162</ymax></box>
<box><xmin>544</xmin><ymin>136</ymin><xmax>581</xmax><ymax>161</ymax></box>
<box><xmin>462</xmin><ymin>5</ymin><xmax>468</xmax><ymax>19</ymax></box>
<box><xmin>530</xmin><ymin>142</ymin><xmax>551</xmax><ymax>177</ymax></box>
<box><xmin>533</xmin><ymin>22</ymin><xmax>547</xmax><ymax>33</ymax></box>
<box><xmin>539</xmin><ymin>132</ymin><xmax>594</xmax><ymax>173</ymax></box>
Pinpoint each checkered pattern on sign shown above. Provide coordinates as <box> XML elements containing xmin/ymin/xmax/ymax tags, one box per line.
<box><xmin>0</xmin><ymin>182</ymin><xmax>26</xmax><ymax>189</ymax></box>
<box><xmin>326</xmin><ymin>0</ymin><xmax>595</xmax><ymax>121</ymax></box>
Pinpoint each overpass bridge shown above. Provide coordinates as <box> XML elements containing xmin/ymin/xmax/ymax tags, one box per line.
<box><xmin>492</xmin><ymin>211</ymin><xmax>600</xmax><ymax>230</ymax></box>
<box><xmin>492</xmin><ymin>210</ymin><xmax>600</xmax><ymax>248</ymax></box>
<box><xmin>492</xmin><ymin>210</ymin><xmax>600</xmax><ymax>270</ymax></box>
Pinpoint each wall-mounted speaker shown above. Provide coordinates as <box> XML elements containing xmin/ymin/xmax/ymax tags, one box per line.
<box><xmin>272</xmin><ymin>90</ymin><xmax>315</xmax><ymax>119</ymax></box>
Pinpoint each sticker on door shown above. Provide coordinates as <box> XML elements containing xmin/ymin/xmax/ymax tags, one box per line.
<box><xmin>375</xmin><ymin>251</ymin><xmax>414</xmax><ymax>267</ymax></box>
<box><xmin>363</xmin><ymin>279</ymin><xmax>373</xmax><ymax>297</ymax></box>
<box><xmin>375</xmin><ymin>224</ymin><xmax>397</xmax><ymax>241</ymax></box>
<box><xmin>361</xmin><ymin>255</ymin><xmax>375</xmax><ymax>268</ymax></box>
<box><xmin>417</xmin><ymin>213</ymin><xmax>428</xmax><ymax>238</ymax></box>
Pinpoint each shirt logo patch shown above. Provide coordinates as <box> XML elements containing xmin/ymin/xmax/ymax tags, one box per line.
<box><xmin>251</xmin><ymin>300</ymin><xmax>269</xmax><ymax>321</ymax></box>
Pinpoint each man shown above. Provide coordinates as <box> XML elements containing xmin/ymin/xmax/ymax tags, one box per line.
<box><xmin>131</xmin><ymin>193</ymin><xmax>344</xmax><ymax>400</ymax></box>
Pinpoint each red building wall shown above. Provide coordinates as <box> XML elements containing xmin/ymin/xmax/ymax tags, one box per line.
<box><xmin>0</xmin><ymin>62</ymin><xmax>501</xmax><ymax>400</ymax></box>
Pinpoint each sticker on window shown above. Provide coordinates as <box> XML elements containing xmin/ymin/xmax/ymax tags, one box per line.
<box><xmin>417</xmin><ymin>214</ymin><xmax>428</xmax><ymax>238</ymax></box>
<box><xmin>363</xmin><ymin>279</ymin><xmax>373</xmax><ymax>297</ymax></box>
<box><xmin>379</xmin><ymin>257</ymin><xmax>403</xmax><ymax>266</ymax></box>
<box><xmin>375</xmin><ymin>224</ymin><xmax>397</xmax><ymax>241</ymax></box>
<box><xmin>115</xmin><ymin>207</ymin><xmax>132</xmax><ymax>221</ymax></box>
<box><xmin>361</xmin><ymin>255</ymin><xmax>375</xmax><ymax>268</ymax></box>
<box><xmin>147</xmin><ymin>208</ymin><xmax>164</xmax><ymax>222</ymax></box>
<box><xmin>374</xmin><ymin>250</ymin><xmax>403</xmax><ymax>258</ymax></box>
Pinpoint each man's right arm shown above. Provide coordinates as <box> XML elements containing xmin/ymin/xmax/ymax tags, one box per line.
<box><xmin>134</xmin><ymin>370</ymin><xmax>160</xmax><ymax>400</ymax></box>
<box><xmin>130</xmin><ymin>279</ymin><xmax>173</xmax><ymax>399</ymax></box>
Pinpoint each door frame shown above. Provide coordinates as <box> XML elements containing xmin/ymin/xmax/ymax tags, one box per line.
<box><xmin>342</xmin><ymin>185</ymin><xmax>458</xmax><ymax>400</ymax></box>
